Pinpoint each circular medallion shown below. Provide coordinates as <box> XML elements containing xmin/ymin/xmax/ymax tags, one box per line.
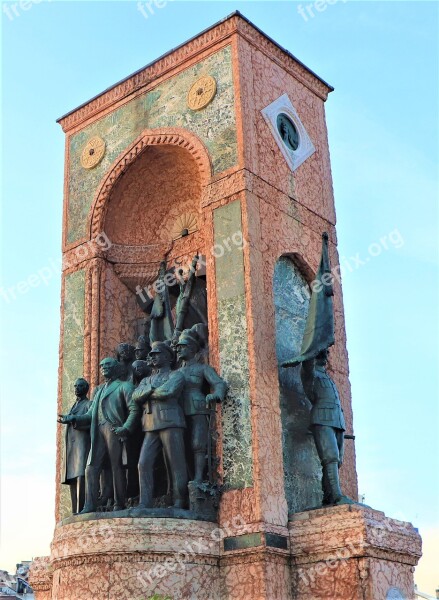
<box><xmin>81</xmin><ymin>136</ymin><xmax>106</xmax><ymax>169</ymax></box>
<box><xmin>187</xmin><ymin>76</ymin><xmax>217</xmax><ymax>111</ymax></box>
<box><xmin>277</xmin><ymin>113</ymin><xmax>300</xmax><ymax>152</ymax></box>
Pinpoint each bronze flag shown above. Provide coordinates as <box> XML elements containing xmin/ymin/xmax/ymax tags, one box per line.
<box><xmin>282</xmin><ymin>232</ymin><xmax>335</xmax><ymax>367</ymax></box>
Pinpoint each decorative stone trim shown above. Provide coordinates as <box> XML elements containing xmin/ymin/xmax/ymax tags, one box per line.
<box><xmin>52</xmin><ymin>552</ymin><xmax>219</xmax><ymax>570</ymax></box>
<box><xmin>289</xmin><ymin>505</ymin><xmax>422</xmax><ymax>566</ymax></box>
<box><xmin>58</xmin><ymin>20</ymin><xmax>237</xmax><ymax>133</ymax></box>
<box><xmin>89</xmin><ymin>128</ymin><xmax>212</xmax><ymax>240</ymax></box>
<box><xmin>220</xmin><ymin>547</ymin><xmax>290</xmax><ymax>567</ymax></box>
<box><xmin>57</xmin><ymin>14</ymin><xmax>332</xmax><ymax>133</ymax></box>
<box><xmin>28</xmin><ymin>556</ymin><xmax>53</xmax><ymax>592</ymax></box>
<box><xmin>236</xmin><ymin>18</ymin><xmax>332</xmax><ymax>101</ymax></box>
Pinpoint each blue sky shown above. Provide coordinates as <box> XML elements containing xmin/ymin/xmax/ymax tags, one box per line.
<box><xmin>1</xmin><ymin>0</ymin><xmax>438</xmax><ymax>591</ymax></box>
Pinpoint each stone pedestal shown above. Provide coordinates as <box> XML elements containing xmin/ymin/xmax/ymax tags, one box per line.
<box><xmin>28</xmin><ymin>556</ymin><xmax>53</xmax><ymax>600</ymax></box>
<box><xmin>48</xmin><ymin>517</ymin><xmax>221</xmax><ymax>600</ymax></box>
<box><xmin>289</xmin><ymin>505</ymin><xmax>422</xmax><ymax>600</ymax></box>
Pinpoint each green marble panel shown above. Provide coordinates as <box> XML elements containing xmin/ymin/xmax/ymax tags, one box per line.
<box><xmin>59</xmin><ymin>269</ymin><xmax>86</xmax><ymax>520</ymax></box>
<box><xmin>67</xmin><ymin>45</ymin><xmax>237</xmax><ymax>244</ymax></box>
<box><xmin>214</xmin><ymin>201</ymin><xmax>253</xmax><ymax>489</ymax></box>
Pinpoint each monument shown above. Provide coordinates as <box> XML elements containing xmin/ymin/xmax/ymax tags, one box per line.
<box><xmin>29</xmin><ymin>11</ymin><xmax>422</xmax><ymax>600</ymax></box>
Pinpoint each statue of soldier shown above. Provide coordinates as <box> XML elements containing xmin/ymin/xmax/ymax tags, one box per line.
<box><xmin>116</xmin><ymin>343</ymin><xmax>136</xmax><ymax>382</ymax></box>
<box><xmin>176</xmin><ymin>327</ymin><xmax>227</xmax><ymax>482</ymax></box>
<box><xmin>58</xmin><ymin>378</ymin><xmax>92</xmax><ymax>514</ymax></box>
<box><xmin>301</xmin><ymin>350</ymin><xmax>352</xmax><ymax>505</ymax></box>
<box><xmin>134</xmin><ymin>336</ymin><xmax>150</xmax><ymax>362</ymax></box>
<box><xmin>59</xmin><ymin>358</ymin><xmax>141</xmax><ymax>513</ymax></box>
<box><xmin>132</xmin><ymin>341</ymin><xmax>188</xmax><ymax>509</ymax></box>
<box><xmin>283</xmin><ymin>232</ymin><xmax>354</xmax><ymax>507</ymax></box>
<box><xmin>132</xmin><ymin>360</ymin><xmax>151</xmax><ymax>386</ymax></box>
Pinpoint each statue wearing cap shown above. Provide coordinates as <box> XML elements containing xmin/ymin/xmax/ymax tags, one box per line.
<box><xmin>176</xmin><ymin>327</ymin><xmax>228</xmax><ymax>483</ymax></box>
<box><xmin>134</xmin><ymin>336</ymin><xmax>151</xmax><ymax>362</ymax></box>
<box><xmin>132</xmin><ymin>341</ymin><xmax>188</xmax><ymax>509</ymax></box>
<box><xmin>116</xmin><ymin>343</ymin><xmax>136</xmax><ymax>383</ymax></box>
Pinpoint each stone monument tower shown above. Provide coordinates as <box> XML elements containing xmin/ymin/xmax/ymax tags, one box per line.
<box><xmin>30</xmin><ymin>12</ymin><xmax>421</xmax><ymax>600</ymax></box>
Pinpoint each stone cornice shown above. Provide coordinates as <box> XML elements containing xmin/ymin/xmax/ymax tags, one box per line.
<box><xmin>52</xmin><ymin>551</ymin><xmax>219</xmax><ymax>570</ymax></box>
<box><xmin>57</xmin><ymin>13</ymin><xmax>332</xmax><ymax>134</ymax></box>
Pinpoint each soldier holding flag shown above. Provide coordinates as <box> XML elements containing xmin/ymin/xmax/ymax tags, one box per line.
<box><xmin>283</xmin><ymin>233</ymin><xmax>354</xmax><ymax>506</ymax></box>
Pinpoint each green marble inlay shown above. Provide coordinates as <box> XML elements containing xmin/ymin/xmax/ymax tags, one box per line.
<box><xmin>214</xmin><ymin>201</ymin><xmax>253</xmax><ymax>489</ymax></box>
<box><xmin>223</xmin><ymin>532</ymin><xmax>262</xmax><ymax>551</ymax></box>
<box><xmin>59</xmin><ymin>269</ymin><xmax>86</xmax><ymax>520</ymax></box>
<box><xmin>67</xmin><ymin>45</ymin><xmax>237</xmax><ymax>244</ymax></box>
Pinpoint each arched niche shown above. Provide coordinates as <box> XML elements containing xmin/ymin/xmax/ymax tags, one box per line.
<box><xmin>89</xmin><ymin>131</ymin><xmax>211</xmax><ymax>363</ymax></box>
<box><xmin>273</xmin><ymin>254</ymin><xmax>322</xmax><ymax>513</ymax></box>
<box><xmin>105</xmin><ymin>144</ymin><xmax>202</xmax><ymax>246</ymax></box>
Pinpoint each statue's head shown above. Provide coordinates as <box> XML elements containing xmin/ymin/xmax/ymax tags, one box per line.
<box><xmin>74</xmin><ymin>378</ymin><xmax>89</xmax><ymax>397</ymax></box>
<box><xmin>134</xmin><ymin>336</ymin><xmax>150</xmax><ymax>361</ymax></box>
<box><xmin>316</xmin><ymin>349</ymin><xmax>329</xmax><ymax>366</ymax></box>
<box><xmin>176</xmin><ymin>329</ymin><xmax>202</xmax><ymax>361</ymax></box>
<box><xmin>149</xmin><ymin>341</ymin><xmax>175</xmax><ymax>369</ymax></box>
<box><xmin>99</xmin><ymin>357</ymin><xmax>120</xmax><ymax>380</ymax></box>
<box><xmin>116</xmin><ymin>343</ymin><xmax>135</xmax><ymax>362</ymax></box>
<box><xmin>132</xmin><ymin>360</ymin><xmax>149</xmax><ymax>379</ymax></box>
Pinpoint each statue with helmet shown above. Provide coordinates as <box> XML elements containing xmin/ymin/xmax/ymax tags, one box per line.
<box><xmin>176</xmin><ymin>326</ymin><xmax>228</xmax><ymax>484</ymax></box>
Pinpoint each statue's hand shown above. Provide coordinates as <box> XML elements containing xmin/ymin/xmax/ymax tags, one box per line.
<box><xmin>112</xmin><ymin>426</ymin><xmax>128</xmax><ymax>439</ymax></box>
<box><xmin>58</xmin><ymin>414</ymin><xmax>74</xmax><ymax>425</ymax></box>
<box><xmin>206</xmin><ymin>393</ymin><xmax>221</xmax><ymax>407</ymax></box>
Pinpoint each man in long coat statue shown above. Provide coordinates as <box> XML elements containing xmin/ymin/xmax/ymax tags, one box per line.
<box><xmin>58</xmin><ymin>378</ymin><xmax>91</xmax><ymax>514</ymax></box>
<box><xmin>283</xmin><ymin>233</ymin><xmax>354</xmax><ymax>506</ymax></box>
<box><xmin>60</xmin><ymin>358</ymin><xmax>140</xmax><ymax>513</ymax></box>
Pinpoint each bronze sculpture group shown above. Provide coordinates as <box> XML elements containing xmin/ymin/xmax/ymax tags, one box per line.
<box><xmin>59</xmin><ymin>239</ymin><xmax>354</xmax><ymax>518</ymax></box>
<box><xmin>59</xmin><ymin>257</ymin><xmax>227</xmax><ymax>516</ymax></box>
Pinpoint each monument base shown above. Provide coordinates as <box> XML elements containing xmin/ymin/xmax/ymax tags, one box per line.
<box><xmin>30</xmin><ymin>506</ymin><xmax>421</xmax><ymax>599</ymax></box>
<box><xmin>45</xmin><ymin>517</ymin><xmax>222</xmax><ymax>600</ymax></box>
<box><xmin>289</xmin><ymin>504</ymin><xmax>422</xmax><ymax>600</ymax></box>
<box><xmin>28</xmin><ymin>556</ymin><xmax>52</xmax><ymax>600</ymax></box>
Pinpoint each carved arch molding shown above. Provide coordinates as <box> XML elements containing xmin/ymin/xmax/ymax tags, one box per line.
<box><xmin>89</xmin><ymin>128</ymin><xmax>213</xmax><ymax>239</ymax></box>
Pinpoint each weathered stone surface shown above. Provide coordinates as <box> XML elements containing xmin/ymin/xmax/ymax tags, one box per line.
<box><xmin>289</xmin><ymin>505</ymin><xmax>422</xmax><ymax>600</ymax></box>
<box><xmin>28</xmin><ymin>556</ymin><xmax>52</xmax><ymax>600</ymax></box>
<box><xmin>50</xmin><ymin>518</ymin><xmax>221</xmax><ymax>600</ymax></box>
<box><xmin>67</xmin><ymin>45</ymin><xmax>237</xmax><ymax>244</ymax></box>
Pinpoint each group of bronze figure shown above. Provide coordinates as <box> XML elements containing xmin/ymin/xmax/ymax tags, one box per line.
<box><xmin>59</xmin><ymin>326</ymin><xmax>227</xmax><ymax>515</ymax></box>
<box><xmin>59</xmin><ymin>240</ymin><xmax>354</xmax><ymax>519</ymax></box>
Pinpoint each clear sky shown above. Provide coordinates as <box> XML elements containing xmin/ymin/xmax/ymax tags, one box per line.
<box><xmin>1</xmin><ymin>0</ymin><xmax>438</xmax><ymax>593</ymax></box>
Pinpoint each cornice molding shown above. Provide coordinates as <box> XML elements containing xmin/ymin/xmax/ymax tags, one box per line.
<box><xmin>57</xmin><ymin>14</ymin><xmax>332</xmax><ymax>133</ymax></box>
